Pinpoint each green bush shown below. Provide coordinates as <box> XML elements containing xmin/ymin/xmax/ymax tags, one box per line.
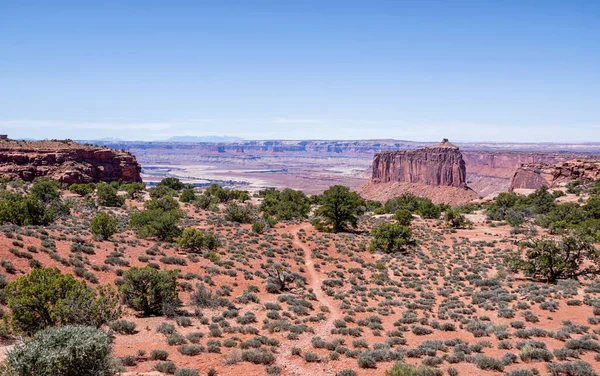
<box><xmin>4</xmin><ymin>268</ymin><xmax>120</xmax><ymax>335</ymax></box>
<box><xmin>179</xmin><ymin>188</ymin><xmax>196</xmax><ymax>203</ymax></box>
<box><xmin>259</xmin><ymin>188</ymin><xmax>311</xmax><ymax>220</ymax></box>
<box><xmin>314</xmin><ymin>185</ymin><xmax>365</xmax><ymax>232</ymax></box>
<box><xmin>157</xmin><ymin>177</ymin><xmax>185</xmax><ymax>191</ymax></box>
<box><xmin>129</xmin><ymin>197</ymin><xmax>183</xmax><ymax>241</ymax></box>
<box><xmin>69</xmin><ymin>183</ymin><xmax>95</xmax><ymax>196</ymax></box>
<box><xmin>3</xmin><ymin>325</ymin><xmax>115</xmax><ymax>376</ymax></box>
<box><xmin>91</xmin><ymin>212</ymin><xmax>118</xmax><ymax>240</ymax></box>
<box><xmin>177</xmin><ymin>227</ymin><xmax>218</xmax><ymax>252</ymax></box>
<box><xmin>370</xmin><ymin>223</ymin><xmax>415</xmax><ymax>253</ymax></box>
<box><xmin>224</xmin><ymin>203</ymin><xmax>256</xmax><ymax>223</ymax></box>
<box><xmin>96</xmin><ymin>183</ymin><xmax>124</xmax><ymax>207</ymax></box>
<box><xmin>385</xmin><ymin>362</ymin><xmax>442</xmax><ymax>376</ymax></box>
<box><xmin>119</xmin><ymin>266</ymin><xmax>180</xmax><ymax>316</ymax></box>
<box><xmin>505</xmin><ymin>234</ymin><xmax>600</xmax><ymax>282</ymax></box>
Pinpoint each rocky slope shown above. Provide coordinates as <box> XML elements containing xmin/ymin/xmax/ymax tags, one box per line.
<box><xmin>510</xmin><ymin>160</ymin><xmax>600</xmax><ymax>191</ymax></box>
<box><xmin>0</xmin><ymin>138</ymin><xmax>142</xmax><ymax>184</ymax></box>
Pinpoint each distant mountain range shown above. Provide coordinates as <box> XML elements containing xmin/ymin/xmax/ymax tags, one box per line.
<box><xmin>165</xmin><ymin>135</ymin><xmax>244</xmax><ymax>143</ymax></box>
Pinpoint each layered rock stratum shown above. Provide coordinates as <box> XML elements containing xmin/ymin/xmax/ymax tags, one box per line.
<box><xmin>358</xmin><ymin>139</ymin><xmax>478</xmax><ymax>205</ymax></box>
<box><xmin>510</xmin><ymin>160</ymin><xmax>600</xmax><ymax>191</ymax></box>
<box><xmin>0</xmin><ymin>138</ymin><xmax>142</xmax><ymax>184</ymax></box>
<box><xmin>371</xmin><ymin>139</ymin><xmax>467</xmax><ymax>188</ymax></box>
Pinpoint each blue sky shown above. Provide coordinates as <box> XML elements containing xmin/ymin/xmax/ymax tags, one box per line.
<box><xmin>1</xmin><ymin>1</ymin><xmax>598</xmax><ymax>142</ymax></box>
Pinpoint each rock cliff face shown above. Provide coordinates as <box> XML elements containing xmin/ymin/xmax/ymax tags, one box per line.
<box><xmin>510</xmin><ymin>160</ymin><xmax>600</xmax><ymax>191</ymax></box>
<box><xmin>0</xmin><ymin>139</ymin><xmax>142</xmax><ymax>184</ymax></box>
<box><xmin>371</xmin><ymin>139</ymin><xmax>467</xmax><ymax>188</ymax></box>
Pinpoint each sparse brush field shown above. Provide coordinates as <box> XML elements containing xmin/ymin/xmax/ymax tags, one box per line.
<box><xmin>1</xmin><ymin>178</ymin><xmax>600</xmax><ymax>376</ymax></box>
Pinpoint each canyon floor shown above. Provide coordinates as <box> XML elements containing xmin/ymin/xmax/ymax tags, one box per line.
<box><xmin>1</xmin><ymin>188</ymin><xmax>600</xmax><ymax>376</ymax></box>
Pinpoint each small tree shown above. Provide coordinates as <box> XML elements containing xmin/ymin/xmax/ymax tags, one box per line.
<box><xmin>129</xmin><ymin>197</ymin><xmax>183</xmax><ymax>241</ymax></box>
<box><xmin>315</xmin><ymin>185</ymin><xmax>365</xmax><ymax>232</ymax></box>
<box><xmin>224</xmin><ymin>203</ymin><xmax>256</xmax><ymax>223</ymax></box>
<box><xmin>91</xmin><ymin>212</ymin><xmax>118</xmax><ymax>240</ymax></box>
<box><xmin>179</xmin><ymin>188</ymin><xmax>196</xmax><ymax>203</ymax></box>
<box><xmin>505</xmin><ymin>234</ymin><xmax>600</xmax><ymax>283</ymax></box>
<box><xmin>119</xmin><ymin>267</ymin><xmax>180</xmax><ymax>316</ymax></box>
<box><xmin>445</xmin><ymin>209</ymin><xmax>472</xmax><ymax>229</ymax></box>
<box><xmin>394</xmin><ymin>209</ymin><xmax>413</xmax><ymax>226</ymax></box>
<box><xmin>370</xmin><ymin>223</ymin><xmax>415</xmax><ymax>253</ymax></box>
<box><xmin>123</xmin><ymin>182</ymin><xmax>145</xmax><ymax>199</ymax></box>
<box><xmin>178</xmin><ymin>227</ymin><xmax>218</xmax><ymax>252</ymax></box>
<box><xmin>96</xmin><ymin>183</ymin><xmax>124</xmax><ymax>207</ymax></box>
<box><xmin>4</xmin><ymin>268</ymin><xmax>121</xmax><ymax>335</ymax></box>
<box><xmin>30</xmin><ymin>178</ymin><xmax>60</xmax><ymax>204</ymax></box>
<box><xmin>69</xmin><ymin>183</ymin><xmax>95</xmax><ymax>196</ymax></box>
<box><xmin>4</xmin><ymin>325</ymin><xmax>116</xmax><ymax>376</ymax></box>
<box><xmin>157</xmin><ymin>177</ymin><xmax>185</xmax><ymax>191</ymax></box>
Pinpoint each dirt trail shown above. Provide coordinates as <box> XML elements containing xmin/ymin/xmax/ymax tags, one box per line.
<box><xmin>275</xmin><ymin>224</ymin><xmax>343</xmax><ymax>376</ymax></box>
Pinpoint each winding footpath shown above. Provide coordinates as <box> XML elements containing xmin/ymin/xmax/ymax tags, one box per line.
<box><xmin>275</xmin><ymin>224</ymin><xmax>343</xmax><ymax>376</ymax></box>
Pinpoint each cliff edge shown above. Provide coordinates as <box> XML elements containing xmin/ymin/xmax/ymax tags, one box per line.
<box><xmin>0</xmin><ymin>138</ymin><xmax>142</xmax><ymax>184</ymax></box>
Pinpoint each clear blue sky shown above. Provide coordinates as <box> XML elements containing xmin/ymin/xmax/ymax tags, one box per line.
<box><xmin>1</xmin><ymin>0</ymin><xmax>598</xmax><ymax>142</ymax></box>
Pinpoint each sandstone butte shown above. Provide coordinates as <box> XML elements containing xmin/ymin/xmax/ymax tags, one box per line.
<box><xmin>0</xmin><ymin>137</ymin><xmax>142</xmax><ymax>185</ymax></box>
<box><xmin>357</xmin><ymin>139</ymin><xmax>479</xmax><ymax>206</ymax></box>
<box><xmin>510</xmin><ymin>159</ymin><xmax>600</xmax><ymax>191</ymax></box>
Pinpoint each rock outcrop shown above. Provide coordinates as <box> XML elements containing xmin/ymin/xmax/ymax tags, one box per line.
<box><xmin>0</xmin><ymin>138</ymin><xmax>142</xmax><ymax>184</ymax></box>
<box><xmin>371</xmin><ymin>139</ymin><xmax>467</xmax><ymax>188</ymax></box>
<box><xmin>510</xmin><ymin>160</ymin><xmax>600</xmax><ymax>191</ymax></box>
<box><xmin>358</xmin><ymin>139</ymin><xmax>478</xmax><ymax>205</ymax></box>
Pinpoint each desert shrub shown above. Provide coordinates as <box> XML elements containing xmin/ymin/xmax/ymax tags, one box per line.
<box><xmin>0</xmin><ymin>189</ymin><xmax>62</xmax><ymax>226</ymax></box>
<box><xmin>445</xmin><ymin>209</ymin><xmax>472</xmax><ymax>229</ymax></box>
<box><xmin>190</xmin><ymin>283</ymin><xmax>216</xmax><ymax>308</ymax></box>
<box><xmin>179</xmin><ymin>189</ymin><xmax>196</xmax><ymax>203</ymax></box>
<box><xmin>91</xmin><ymin>212</ymin><xmax>118</xmax><ymax>240</ymax></box>
<box><xmin>473</xmin><ymin>355</ymin><xmax>504</xmax><ymax>371</ymax></box>
<box><xmin>304</xmin><ymin>352</ymin><xmax>321</xmax><ymax>363</ymax></box>
<box><xmin>4</xmin><ymin>267</ymin><xmax>120</xmax><ymax>334</ymax></box>
<box><xmin>154</xmin><ymin>360</ymin><xmax>177</xmax><ymax>374</ymax></box>
<box><xmin>178</xmin><ymin>227</ymin><xmax>218</xmax><ymax>252</ymax></box>
<box><xmin>175</xmin><ymin>369</ymin><xmax>200</xmax><ymax>376</ymax></box>
<box><xmin>178</xmin><ymin>344</ymin><xmax>204</xmax><ymax>356</ymax></box>
<box><xmin>3</xmin><ymin>325</ymin><xmax>115</xmax><ymax>376</ymax></box>
<box><xmin>224</xmin><ymin>203</ymin><xmax>256</xmax><ymax>223</ymax></box>
<box><xmin>69</xmin><ymin>183</ymin><xmax>95</xmax><ymax>196</ymax></box>
<box><xmin>370</xmin><ymin>223</ymin><xmax>415</xmax><ymax>253</ymax></box>
<box><xmin>546</xmin><ymin>360</ymin><xmax>598</xmax><ymax>376</ymax></box>
<box><xmin>385</xmin><ymin>361</ymin><xmax>442</xmax><ymax>376</ymax></box>
<box><xmin>119</xmin><ymin>267</ymin><xmax>180</xmax><ymax>316</ymax></box>
<box><xmin>129</xmin><ymin>197</ymin><xmax>183</xmax><ymax>241</ymax></box>
<box><xmin>150</xmin><ymin>349</ymin><xmax>169</xmax><ymax>360</ymax></box>
<box><xmin>109</xmin><ymin>319</ymin><xmax>136</xmax><ymax>334</ymax></box>
<box><xmin>259</xmin><ymin>188</ymin><xmax>311</xmax><ymax>220</ymax></box>
<box><xmin>242</xmin><ymin>349</ymin><xmax>275</xmax><ymax>364</ymax></box>
<box><xmin>394</xmin><ymin>209</ymin><xmax>413</xmax><ymax>226</ymax></box>
<box><xmin>336</xmin><ymin>370</ymin><xmax>358</xmax><ymax>376</ymax></box>
<box><xmin>357</xmin><ymin>353</ymin><xmax>377</xmax><ymax>368</ymax></box>
<box><xmin>97</xmin><ymin>183</ymin><xmax>124</xmax><ymax>207</ymax></box>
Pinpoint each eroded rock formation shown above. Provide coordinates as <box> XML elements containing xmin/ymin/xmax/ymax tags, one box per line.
<box><xmin>510</xmin><ymin>160</ymin><xmax>600</xmax><ymax>191</ymax></box>
<box><xmin>358</xmin><ymin>139</ymin><xmax>478</xmax><ymax>205</ymax></box>
<box><xmin>0</xmin><ymin>138</ymin><xmax>142</xmax><ymax>184</ymax></box>
<box><xmin>371</xmin><ymin>139</ymin><xmax>467</xmax><ymax>188</ymax></box>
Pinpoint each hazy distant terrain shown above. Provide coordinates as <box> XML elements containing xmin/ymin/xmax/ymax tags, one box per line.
<box><xmin>87</xmin><ymin>139</ymin><xmax>600</xmax><ymax>196</ymax></box>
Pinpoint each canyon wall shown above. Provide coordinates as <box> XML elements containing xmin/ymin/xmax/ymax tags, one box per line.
<box><xmin>510</xmin><ymin>160</ymin><xmax>600</xmax><ymax>191</ymax></box>
<box><xmin>0</xmin><ymin>139</ymin><xmax>142</xmax><ymax>184</ymax></box>
<box><xmin>371</xmin><ymin>139</ymin><xmax>467</xmax><ymax>188</ymax></box>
